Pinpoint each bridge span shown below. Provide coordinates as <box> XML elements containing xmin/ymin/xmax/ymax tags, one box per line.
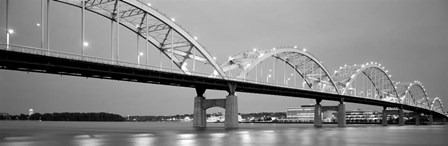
<box><xmin>1</xmin><ymin>0</ymin><xmax>446</xmax><ymax>128</ymax></box>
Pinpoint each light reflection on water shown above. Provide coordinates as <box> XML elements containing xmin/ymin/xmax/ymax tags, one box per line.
<box><xmin>0</xmin><ymin>121</ymin><xmax>447</xmax><ymax>146</ymax></box>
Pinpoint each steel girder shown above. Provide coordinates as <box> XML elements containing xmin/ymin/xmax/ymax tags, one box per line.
<box><xmin>220</xmin><ymin>47</ymin><xmax>340</xmax><ymax>94</ymax></box>
<box><xmin>396</xmin><ymin>81</ymin><xmax>430</xmax><ymax>109</ymax></box>
<box><xmin>431</xmin><ymin>97</ymin><xmax>445</xmax><ymax>114</ymax></box>
<box><xmin>332</xmin><ymin>62</ymin><xmax>399</xmax><ymax>103</ymax></box>
<box><xmin>54</xmin><ymin>0</ymin><xmax>228</xmax><ymax>79</ymax></box>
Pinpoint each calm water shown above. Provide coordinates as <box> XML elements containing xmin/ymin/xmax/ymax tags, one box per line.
<box><xmin>0</xmin><ymin>121</ymin><xmax>447</xmax><ymax>146</ymax></box>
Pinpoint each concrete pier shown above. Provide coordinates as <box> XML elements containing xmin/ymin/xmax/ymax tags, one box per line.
<box><xmin>429</xmin><ymin>114</ymin><xmax>434</xmax><ymax>125</ymax></box>
<box><xmin>193</xmin><ymin>88</ymin><xmax>206</xmax><ymax>128</ymax></box>
<box><xmin>415</xmin><ymin>113</ymin><xmax>420</xmax><ymax>125</ymax></box>
<box><xmin>398</xmin><ymin>107</ymin><xmax>404</xmax><ymax>126</ymax></box>
<box><xmin>382</xmin><ymin>107</ymin><xmax>388</xmax><ymax>126</ymax></box>
<box><xmin>314</xmin><ymin>99</ymin><xmax>323</xmax><ymax>128</ymax></box>
<box><xmin>338</xmin><ymin>101</ymin><xmax>346</xmax><ymax>127</ymax></box>
<box><xmin>443</xmin><ymin>118</ymin><xmax>447</xmax><ymax>125</ymax></box>
<box><xmin>224</xmin><ymin>94</ymin><xmax>238</xmax><ymax>129</ymax></box>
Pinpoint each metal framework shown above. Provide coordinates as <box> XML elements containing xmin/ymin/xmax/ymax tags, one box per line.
<box><xmin>54</xmin><ymin>0</ymin><xmax>228</xmax><ymax>79</ymax></box>
<box><xmin>220</xmin><ymin>47</ymin><xmax>340</xmax><ymax>94</ymax></box>
<box><xmin>332</xmin><ymin>62</ymin><xmax>399</xmax><ymax>103</ymax></box>
<box><xmin>431</xmin><ymin>97</ymin><xmax>444</xmax><ymax>114</ymax></box>
<box><xmin>396</xmin><ymin>81</ymin><xmax>430</xmax><ymax>109</ymax></box>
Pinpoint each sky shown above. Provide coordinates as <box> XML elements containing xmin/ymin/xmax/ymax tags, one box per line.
<box><xmin>0</xmin><ymin>0</ymin><xmax>447</xmax><ymax>116</ymax></box>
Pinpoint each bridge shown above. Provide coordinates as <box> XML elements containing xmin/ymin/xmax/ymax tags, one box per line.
<box><xmin>1</xmin><ymin>0</ymin><xmax>446</xmax><ymax>128</ymax></box>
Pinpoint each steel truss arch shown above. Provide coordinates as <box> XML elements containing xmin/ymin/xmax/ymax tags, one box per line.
<box><xmin>54</xmin><ymin>0</ymin><xmax>228</xmax><ymax>79</ymax></box>
<box><xmin>396</xmin><ymin>81</ymin><xmax>431</xmax><ymax>109</ymax></box>
<box><xmin>220</xmin><ymin>47</ymin><xmax>340</xmax><ymax>94</ymax></box>
<box><xmin>430</xmin><ymin>97</ymin><xmax>445</xmax><ymax>114</ymax></box>
<box><xmin>332</xmin><ymin>62</ymin><xmax>399</xmax><ymax>103</ymax></box>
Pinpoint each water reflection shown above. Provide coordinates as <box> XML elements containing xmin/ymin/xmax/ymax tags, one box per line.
<box><xmin>1</xmin><ymin>121</ymin><xmax>448</xmax><ymax>146</ymax></box>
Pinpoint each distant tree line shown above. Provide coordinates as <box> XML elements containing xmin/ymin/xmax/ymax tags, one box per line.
<box><xmin>0</xmin><ymin>112</ymin><xmax>125</xmax><ymax>121</ymax></box>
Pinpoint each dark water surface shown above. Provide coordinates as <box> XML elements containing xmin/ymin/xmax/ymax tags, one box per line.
<box><xmin>1</xmin><ymin>121</ymin><xmax>447</xmax><ymax>146</ymax></box>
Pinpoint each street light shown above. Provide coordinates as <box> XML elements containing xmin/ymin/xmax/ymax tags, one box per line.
<box><xmin>266</xmin><ymin>74</ymin><xmax>272</xmax><ymax>83</ymax></box>
<box><xmin>6</xmin><ymin>29</ymin><xmax>14</xmax><ymax>49</ymax></box>
<box><xmin>83</xmin><ymin>41</ymin><xmax>89</xmax><ymax>47</ymax></box>
<box><xmin>138</xmin><ymin>52</ymin><xmax>144</xmax><ymax>67</ymax></box>
<box><xmin>286</xmin><ymin>78</ymin><xmax>291</xmax><ymax>85</ymax></box>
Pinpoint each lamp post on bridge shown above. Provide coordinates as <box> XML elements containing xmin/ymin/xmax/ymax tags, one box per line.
<box><xmin>137</xmin><ymin>52</ymin><xmax>144</xmax><ymax>67</ymax></box>
<box><xmin>6</xmin><ymin>29</ymin><xmax>14</xmax><ymax>50</ymax></box>
<box><xmin>266</xmin><ymin>74</ymin><xmax>271</xmax><ymax>83</ymax></box>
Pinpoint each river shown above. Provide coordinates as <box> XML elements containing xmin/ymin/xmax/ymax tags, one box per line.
<box><xmin>0</xmin><ymin>121</ymin><xmax>447</xmax><ymax>146</ymax></box>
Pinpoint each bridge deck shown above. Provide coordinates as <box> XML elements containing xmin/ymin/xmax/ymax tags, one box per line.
<box><xmin>0</xmin><ymin>49</ymin><xmax>444</xmax><ymax>117</ymax></box>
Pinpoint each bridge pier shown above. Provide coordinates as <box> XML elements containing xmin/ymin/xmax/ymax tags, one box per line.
<box><xmin>224</xmin><ymin>83</ymin><xmax>238</xmax><ymax>129</ymax></box>
<box><xmin>193</xmin><ymin>84</ymin><xmax>239</xmax><ymax>129</ymax></box>
<box><xmin>193</xmin><ymin>88</ymin><xmax>207</xmax><ymax>128</ymax></box>
<box><xmin>415</xmin><ymin>113</ymin><xmax>420</xmax><ymax>126</ymax></box>
<box><xmin>443</xmin><ymin>118</ymin><xmax>447</xmax><ymax>125</ymax></box>
<box><xmin>338</xmin><ymin>99</ymin><xmax>346</xmax><ymax>127</ymax></box>
<box><xmin>429</xmin><ymin>114</ymin><xmax>434</xmax><ymax>125</ymax></box>
<box><xmin>398</xmin><ymin>107</ymin><xmax>404</xmax><ymax>126</ymax></box>
<box><xmin>382</xmin><ymin>106</ymin><xmax>388</xmax><ymax>126</ymax></box>
<box><xmin>314</xmin><ymin>99</ymin><xmax>323</xmax><ymax>128</ymax></box>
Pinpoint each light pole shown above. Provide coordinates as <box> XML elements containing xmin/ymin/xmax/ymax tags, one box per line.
<box><xmin>266</xmin><ymin>74</ymin><xmax>271</xmax><ymax>83</ymax></box>
<box><xmin>82</xmin><ymin>41</ymin><xmax>89</xmax><ymax>57</ymax></box>
<box><xmin>138</xmin><ymin>52</ymin><xmax>144</xmax><ymax>67</ymax></box>
<box><xmin>6</xmin><ymin>29</ymin><xmax>14</xmax><ymax>50</ymax></box>
<box><xmin>286</xmin><ymin>78</ymin><xmax>290</xmax><ymax>86</ymax></box>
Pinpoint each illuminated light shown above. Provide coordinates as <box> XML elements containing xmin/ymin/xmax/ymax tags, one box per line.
<box><xmin>83</xmin><ymin>41</ymin><xmax>89</xmax><ymax>47</ymax></box>
<box><xmin>361</xmin><ymin>65</ymin><xmax>365</xmax><ymax>68</ymax></box>
<box><xmin>294</xmin><ymin>46</ymin><xmax>297</xmax><ymax>49</ymax></box>
<box><xmin>171</xmin><ymin>18</ymin><xmax>176</xmax><ymax>22</ymax></box>
<box><xmin>139</xmin><ymin>52</ymin><xmax>144</xmax><ymax>56</ymax></box>
<box><xmin>147</xmin><ymin>3</ymin><xmax>151</xmax><ymax>6</ymax></box>
<box><xmin>379</xmin><ymin>64</ymin><xmax>382</xmax><ymax>66</ymax></box>
<box><xmin>344</xmin><ymin>64</ymin><xmax>347</xmax><ymax>67</ymax></box>
<box><xmin>272</xmin><ymin>47</ymin><xmax>276</xmax><ymax>50</ymax></box>
<box><xmin>291</xmin><ymin>73</ymin><xmax>293</xmax><ymax>76</ymax></box>
<box><xmin>268</xmin><ymin>74</ymin><xmax>272</xmax><ymax>77</ymax></box>
<box><xmin>259</xmin><ymin>53</ymin><xmax>264</xmax><ymax>57</ymax></box>
<box><xmin>36</xmin><ymin>23</ymin><xmax>40</xmax><ymax>26</ymax></box>
<box><xmin>7</xmin><ymin>29</ymin><xmax>14</xmax><ymax>34</ymax></box>
<box><xmin>302</xmin><ymin>48</ymin><xmax>307</xmax><ymax>52</ymax></box>
<box><xmin>228</xmin><ymin>56</ymin><xmax>233</xmax><ymax>60</ymax></box>
<box><xmin>354</xmin><ymin>64</ymin><xmax>357</xmax><ymax>66</ymax></box>
<box><xmin>213</xmin><ymin>56</ymin><xmax>217</xmax><ymax>60</ymax></box>
<box><xmin>194</xmin><ymin>36</ymin><xmax>198</xmax><ymax>40</ymax></box>
<box><xmin>334</xmin><ymin>70</ymin><xmax>337</xmax><ymax>73</ymax></box>
<box><xmin>385</xmin><ymin>70</ymin><xmax>388</xmax><ymax>73</ymax></box>
<box><xmin>253</xmin><ymin>48</ymin><xmax>257</xmax><ymax>51</ymax></box>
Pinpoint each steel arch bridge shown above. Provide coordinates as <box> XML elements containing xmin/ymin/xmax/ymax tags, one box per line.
<box><xmin>57</xmin><ymin>0</ymin><xmax>228</xmax><ymax>79</ymax></box>
<box><xmin>332</xmin><ymin>63</ymin><xmax>399</xmax><ymax>103</ymax></box>
<box><xmin>220</xmin><ymin>47</ymin><xmax>340</xmax><ymax>94</ymax></box>
<box><xmin>1</xmin><ymin>0</ymin><xmax>447</xmax><ymax>128</ymax></box>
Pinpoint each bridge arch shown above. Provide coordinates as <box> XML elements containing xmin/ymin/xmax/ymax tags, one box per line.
<box><xmin>396</xmin><ymin>81</ymin><xmax>430</xmax><ymax>109</ymax></box>
<box><xmin>220</xmin><ymin>47</ymin><xmax>340</xmax><ymax>94</ymax></box>
<box><xmin>332</xmin><ymin>62</ymin><xmax>399</xmax><ymax>103</ymax></box>
<box><xmin>55</xmin><ymin>0</ymin><xmax>227</xmax><ymax>79</ymax></box>
<box><xmin>430</xmin><ymin>97</ymin><xmax>445</xmax><ymax>114</ymax></box>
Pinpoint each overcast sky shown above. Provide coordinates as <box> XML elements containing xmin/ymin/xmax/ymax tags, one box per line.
<box><xmin>1</xmin><ymin>0</ymin><xmax>447</xmax><ymax>115</ymax></box>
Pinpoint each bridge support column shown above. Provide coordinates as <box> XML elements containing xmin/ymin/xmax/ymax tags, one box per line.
<box><xmin>429</xmin><ymin>114</ymin><xmax>434</xmax><ymax>125</ymax></box>
<box><xmin>225</xmin><ymin>83</ymin><xmax>238</xmax><ymax>129</ymax></box>
<box><xmin>193</xmin><ymin>88</ymin><xmax>206</xmax><ymax>128</ymax></box>
<box><xmin>338</xmin><ymin>99</ymin><xmax>346</xmax><ymax>127</ymax></box>
<box><xmin>398</xmin><ymin>107</ymin><xmax>404</xmax><ymax>126</ymax></box>
<box><xmin>314</xmin><ymin>99</ymin><xmax>323</xmax><ymax>128</ymax></box>
<box><xmin>443</xmin><ymin>118</ymin><xmax>447</xmax><ymax>125</ymax></box>
<box><xmin>415</xmin><ymin>113</ymin><xmax>420</xmax><ymax>126</ymax></box>
<box><xmin>382</xmin><ymin>107</ymin><xmax>388</xmax><ymax>126</ymax></box>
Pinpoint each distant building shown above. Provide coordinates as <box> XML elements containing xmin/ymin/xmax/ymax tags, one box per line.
<box><xmin>334</xmin><ymin>109</ymin><xmax>381</xmax><ymax>123</ymax></box>
<box><xmin>284</xmin><ymin>107</ymin><xmax>315</xmax><ymax>122</ymax></box>
<box><xmin>29</xmin><ymin>109</ymin><xmax>34</xmax><ymax>116</ymax></box>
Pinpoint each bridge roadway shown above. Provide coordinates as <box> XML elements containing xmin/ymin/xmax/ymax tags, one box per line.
<box><xmin>0</xmin><ymin>49</ymin><xmax>446</xmax><ymax>128</ymax></box>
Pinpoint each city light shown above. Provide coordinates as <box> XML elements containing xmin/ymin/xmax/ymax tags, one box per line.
<box><xmin>147</xmin><ymin>3</ymin><xmax>151</xmax><ymax>6</ymax></box>
<box><xmin>302</xmin><ymin>48</ymin><xmax>307</xmax><ymax>52</ymax></box>
<box><xmin>194</xmin><ymin>36</ymin><xmax>198</xmax><ymax>40</ymax></box>
<box><xmin>139</xmin><ymin>52</ymin><xmax>144</xmax><ymax>56</ymax></box>
<box><xmin>36</xmin><ymin>23</ymin><xmax>40</xmax><ymax>27</ymax></box>
<box><xmin>171</xmin><ymin>18</ymin><xmax>175</xmax><ymax>22</ymax></box>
